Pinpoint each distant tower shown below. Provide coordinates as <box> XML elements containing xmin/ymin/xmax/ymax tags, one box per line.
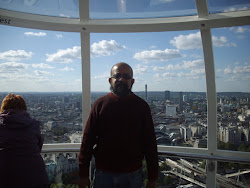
<box><xmin>179</xmin><ymin>91</ymin><xmax>183</xmax><ymax>112</ymax></box>
<box><xmin>165</xmin><ymin>90</ymin><xmax>170</xmax><ymax>101</ymax></box>
<box><xmin>183</xmin><ymin>95</ymin><xmax>188</xmax><ymax>102</ymax></box>
<box><xmin>145</xmin><ymin>84</ymin><xmax>148</xmax><ymax>102</ymax></box>
<box><xmin>220</xmin><ymin>98</ymin><xmax>223</xmax><ymax>105</ymax></box>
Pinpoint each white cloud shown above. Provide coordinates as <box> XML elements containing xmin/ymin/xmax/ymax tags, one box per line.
<box><xmin>91</xmin><ymin>40</ymin><xmax>126</xmax><ymax>57</ymax></box>
<box><xmin>182</xmin><ymin>59</ymin><xmax>204</xmax><ymax>69</ymax></box>
<box><xmin>60</xmin><ymin>66</ymin><xmax>75</xmax><ymax>71</ymax></box>
<box><xmin>223</xmin><ymin>6</ymin><xmax>248</xmax><ymax>12</ymax></box>
<box><xmin>235</xmin><ymin>27</ymin><xmax>248</xmax><ymax>33</ymax></box>
<box><xmin>162</xmin><ymin>72</ymin><xmax>176</xmax><ymax>77</ymax></box>
<box><xmin>224</xmin><ymin>66</ymin><xmax>232</xmax><ymax>74</ymax></box>
<box><xmin>190</xmin><ymin>68</ymin><xmax>205</xmax><ymax>75</ymax></box>
<box><xmin>170</xmin><ymin>32</ymin><xmax>202</xmax><ymax>50</ymax></box>
<box><xmin>56</xmin><ymin>34</ymin><xmax>63</xmax><ymax>38</ymax></box>
<box><xmin>0</xmin><ymin>62</ymin><xmax>28</xmax><ymax>73</ymax></box>
<box><xmin>150</xmin><ymin>0</ymin><xmax>175</xmax><ymax>6</ymax></box>
<box><xmin>212</xmin><ymin>36</ymin><xmax>228</xmax><ymax>47</ymax></box>
<box><xmin>223</xmin><ymin>64</ymin><xmax>250</xmax><ymax>82</ymax></box>
<box><xmin>171</xmin><ymin>32</ymin><xmax>236</xmax><ymax>49</ymax></box>
<box><xmin>134</xmin><ymin>49</ymin><xmax>181</xmax><ymax>62</ymax></box>
<box><xmin>34</xmin><ymin>70</ymin><xmax>54</xmax><ymax>76</ymax></box>
<box><xmin>152</xmin><ymin>64</ymin><xmax>175</xmax><ymax>71</ymax></box>
<box><xmin>152</xmin><ymin>59</ymin><xmax>204</xmax><ymax>71</ymax></box>
<box><xmin>216</xmin><ymin>69</ymin><xmax>223</xmax><ymax>73</ymax></box>
<box><xmin>24</xmin><ymin>32</ymin><xmax>47</xmax><ymax>37</ymax></box>
<box><xmin>133</xmin><ymin>64</ymin><xmax>149</xmax><ymax>74</ymax></box>
<box><xmin>0</xmin><ymin>50</ymin><xmax>33</xmax><ymax>61</ymax></box>
<box><xmin>32</xmin><ymin>63</ymin><xmax>54</xmax><ymax>69</ymax></box>
<box><xmin>46</xmin><ymin>46</ymin><xmax>81</xmax><ymax>63</ymax></box>
<box><xmin>177</xmin><ymin>71</ymin><xmax>203</xmax><ymax>80</ymax></box>
<box><xmin>233</xmin><ymin>65</ymin><xmax>250</xmax><ymax>74</ymax></box>
<box><xmin>212</xmin><ymin>36</ymin><xmax>236</xmax><ymax>47</ymax></box>
<box><xmin>93</xmin><ymin>72</ymin><xmax>110</xmax><ymax>80</ymax></box>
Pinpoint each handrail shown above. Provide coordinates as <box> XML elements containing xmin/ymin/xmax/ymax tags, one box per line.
<box><xmin>158</xmin><ymin>151</ymin><xmax>250</xmax><ymax>164</ymax></box>
<box><xmin>41</xmin><ymin>147</ymin><xmax>250</xmax><ymax>164</ymax></box>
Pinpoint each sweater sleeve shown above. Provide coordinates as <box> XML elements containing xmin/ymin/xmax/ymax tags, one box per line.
<box><xmin>143</xmin><ymin>104</ymin><xmax>159</xmax><ymax>182</ymax></box>
<box><xmin>78</xmin><ymin>104</ymin><xmax>98</xmax><ymax>178</ymax></box>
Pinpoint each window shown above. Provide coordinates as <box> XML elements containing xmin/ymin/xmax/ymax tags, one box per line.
<box><xmin>0</xmin><ymin>25</ymin><xmax>82</xmax><ymax>144</ymax></box>
<box><xmin>213</xmin><ymin>25</ymin><xmax>250</xmax><ymax>152</ymax></box>
<box><xmin>91</xmin><ymin>31</ymin><xmax>207</xmax><ymax>148</ymax></box>
<box><xmin>90</xmin><ymin>0</ymin><xmax>197</xmax><ymax>19</ymax></box>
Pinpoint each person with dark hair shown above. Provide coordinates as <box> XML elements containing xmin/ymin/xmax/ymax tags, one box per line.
<box><xmin>78</xmin><ymin>62</ymin><xmax>158</xmax><ymax>188</ymax></box>
<box><xmin>0</xmin><ymin>94</ymin><xmax>49</xmax><ymax>188</ymax></box>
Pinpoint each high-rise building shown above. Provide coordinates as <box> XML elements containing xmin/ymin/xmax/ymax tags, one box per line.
<box><xmin>183</xmin><ymin>95</ymin><xmax>188</xmax><ymax>102</ymax></box>
<box><xmin>166</xmin><ymin>104</ymin><xmax>176</xmax><ymax>117</ymax></box>
<box><xmin>165</xmin><ymin>90</ymin><xmax>170</xmax><ymax>101</ymax></box>
<box><xmin>145</xmin><ymin>84</ymin><xmax>147</xmax><ymax>102</ymax></box>
<box><xmin>179</xmin><ymin>91</ymin><xmax>183</xmax><ymax>112</ymax></box>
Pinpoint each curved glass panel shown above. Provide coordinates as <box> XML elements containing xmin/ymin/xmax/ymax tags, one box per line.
<box><xmin>207</xmin><ymin>0</ymin><xmax>250</xmax><ymax>14</ymax></box>
<box><xmin>213</xmin><ymin>25</ymin><xmax>250</xmax><ymax>152</ymax></box>
<box><xmin>0</xmin><ymin>0</ymin><xmax>79</xmax><ymax>18</ymax></box>
<box><xmin>91</xmin><ymin>31</ymin><xmax>207</xmax><ymax>148</ymax></box>
<box><xmin>0</xmin><ymin>25</ymin><xmax>82</xmax><ymax>144</ymax></box>
<box><xmin>90</xmin><ymin>0</ymin><xmax>197</xmax><ymax>19</ymax></box>
<box><xmin>217</xmin><ymin>161</ymin><xmax>250</xmax><ymax>187</ymax></box>
<box><xmin>42</xmin><ymin>152</ymin><xmax>80</xmax><ymax>186</ymax></box>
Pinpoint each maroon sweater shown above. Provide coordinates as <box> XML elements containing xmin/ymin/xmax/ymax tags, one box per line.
<box><xmin>79</xmin><ymin>92</ymin><xmax>158</xmax><ymax>181</ymax></box>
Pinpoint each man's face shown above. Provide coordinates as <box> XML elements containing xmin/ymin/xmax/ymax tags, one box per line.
<box><xmin>109</xmin><ymin>64</ymin><xmax>134</xmax><ymax>97</ymax></box>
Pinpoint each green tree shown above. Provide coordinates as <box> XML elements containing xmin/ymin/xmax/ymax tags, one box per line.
<box><xmin>199</xmin><ymin>160</ymin><xmax>206</xmax><ymax>169</ymax></box>
<box><xmin>238</xmin><ymin>143</ymin><xmax>247</xmax><ymax>152</ymax></box>
<box><xmin>164</xmin><ymin>175</ymin><xmax>174</xmax><ymax>185</ymax></box>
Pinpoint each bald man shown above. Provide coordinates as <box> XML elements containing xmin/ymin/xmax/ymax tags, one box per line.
<box><xmin>79</xmin><ymin>62</ymin><xmax>158</xmax><ymax>188</ymax></box>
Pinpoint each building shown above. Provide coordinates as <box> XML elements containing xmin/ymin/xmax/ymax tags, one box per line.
<box><xmin>179</xmin><ymin>91</ymin><xmax>183</xmax><ymax>112</ymax></box>
<box><xmin>165</xmin><ymin>90</ymin><xmax>170</xmax><ymax>102</ymax></box>
<box><xmin>166</xmin><ymin>104</ymin><xmax>177</xmax><ymax>117</ymax></box>
<box><xmin>180</xmin><ymin>126</ymin><xmax>192</xmax><ymax>141</ymax></box>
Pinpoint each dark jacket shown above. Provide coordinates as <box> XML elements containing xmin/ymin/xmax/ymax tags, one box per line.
<box><xmin>79</xmin><ymin>92</ymin><xmax>158</xmax><ymax>182</ymax></box>
<box><xmin>0</xmin><ymin>109</ymin><xmax>49</xmax><ymax>187</ymax></box>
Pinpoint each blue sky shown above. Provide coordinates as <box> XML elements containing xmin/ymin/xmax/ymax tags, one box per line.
<box><xmin>0</xmin><ymin>1</ymin><xmax>249</xmax><ymax>93</ymax></box>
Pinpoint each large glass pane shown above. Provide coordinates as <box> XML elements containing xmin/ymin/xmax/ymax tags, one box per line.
<box><xmin>91</xmin><ymin>31</ymin><xmax>207</xmax><ymax>148</ymax></box>
<box><xmin>207</xmin><ymin>0</ymin><xmax>250</xmax><ymax>14</ymax></box>
<box><xmin>90</xmin><ymin>0</ymin><xmax>197</xmax><ymax>19</ymax></box>
<box><xmin>217</xmin><ymin>161</ymin><xmax>250</xmax><ymax>187</ymax></box>
<box><xmin>42</xmin><ymin>152</ymin><xmax>80</xmax><ymax>186</ymax></box>
<box><xmin>0</xmin><ymin>0</ymin><xmax>79</xmax><ymax>18</ymax></box>
<box><xmin>212</xmin><ymin>25</ymin><xmax>250</xmax><ymax>152</ymax></box>
<box><xmin>0</xmin><ymin>25</ymin><xmax>82</xmax><ymax>143</ymax></box>
<box><xmin>157</xmin><ymin>157</ymin><xmax>206</xmax><ymax>187</ymax></box>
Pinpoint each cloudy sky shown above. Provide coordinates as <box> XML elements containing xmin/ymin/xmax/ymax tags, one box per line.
<box><xmin>0</xmin><ymin>1</ymin><xmax>249</xmax><ymax>93</ymax></box>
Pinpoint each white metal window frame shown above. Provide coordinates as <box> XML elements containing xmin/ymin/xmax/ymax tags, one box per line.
<box><xmin>1</xmin><ymin>0</ymin><xmax>250</xmax><ymax>187</ymax></box>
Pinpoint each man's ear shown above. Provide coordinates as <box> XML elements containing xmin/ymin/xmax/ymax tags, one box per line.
<box><xmin>109</xmin><ymin>77</ymin><xmax>111</xmax><ymax>84</ymax></box>
<box><xmin>131</xmin><ymin>78</ymin><xmax>135</xmax><ymax>86</ymax></box>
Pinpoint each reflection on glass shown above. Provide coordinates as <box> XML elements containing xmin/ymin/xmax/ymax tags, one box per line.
<box><xmin>0</xmin><ymin>0</ymin><xmax>79</xmax><ymax>18</ymax></box>
<box><xmin>90</xmin><ymin>0</ymin><xmax>197</xmax><ymax>19</ymax></box>
<box><xmin>0</xmin><ymin>25</ymin><xmax>82</xmax><ymax>143</ymax></box>
<box><xmin>213</xmin><ymin>26</ymin><xmax>250</xmax><ymax>152</ymax></box>
<box><xmin>42</xmin><ymin>152</ymin><xmax>80</xmax><ymax>187</ymax></box>
<box><xmin>207</xmin><ymin>0</ymin><xmax>250</xmax><ymax>14</ymax></box>
<box><xmin>217</xmin><ymin>161</ymin><xmax>250</xmax><ymax>187</ymax></box>
<box><xmin>91</xmin><ymin>31</ymin><xmax>207</xmax><ymax>148</ymax></box>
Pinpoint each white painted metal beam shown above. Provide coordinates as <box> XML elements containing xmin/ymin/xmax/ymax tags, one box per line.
<box><xmin>1</xmin><ymin>9</ymin><xmax>250</xmax><ymax>33</ymax></box>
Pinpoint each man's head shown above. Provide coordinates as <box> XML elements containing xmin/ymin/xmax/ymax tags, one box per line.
<box><xmin>109</xmin><ymin>62</ymin><xmax>135</xmax><ymax>97</ymax></box>
<box><xmin>0</xmin><ymin>94</ymin><xmax>27</xmax><ymax>113</ymax></box>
